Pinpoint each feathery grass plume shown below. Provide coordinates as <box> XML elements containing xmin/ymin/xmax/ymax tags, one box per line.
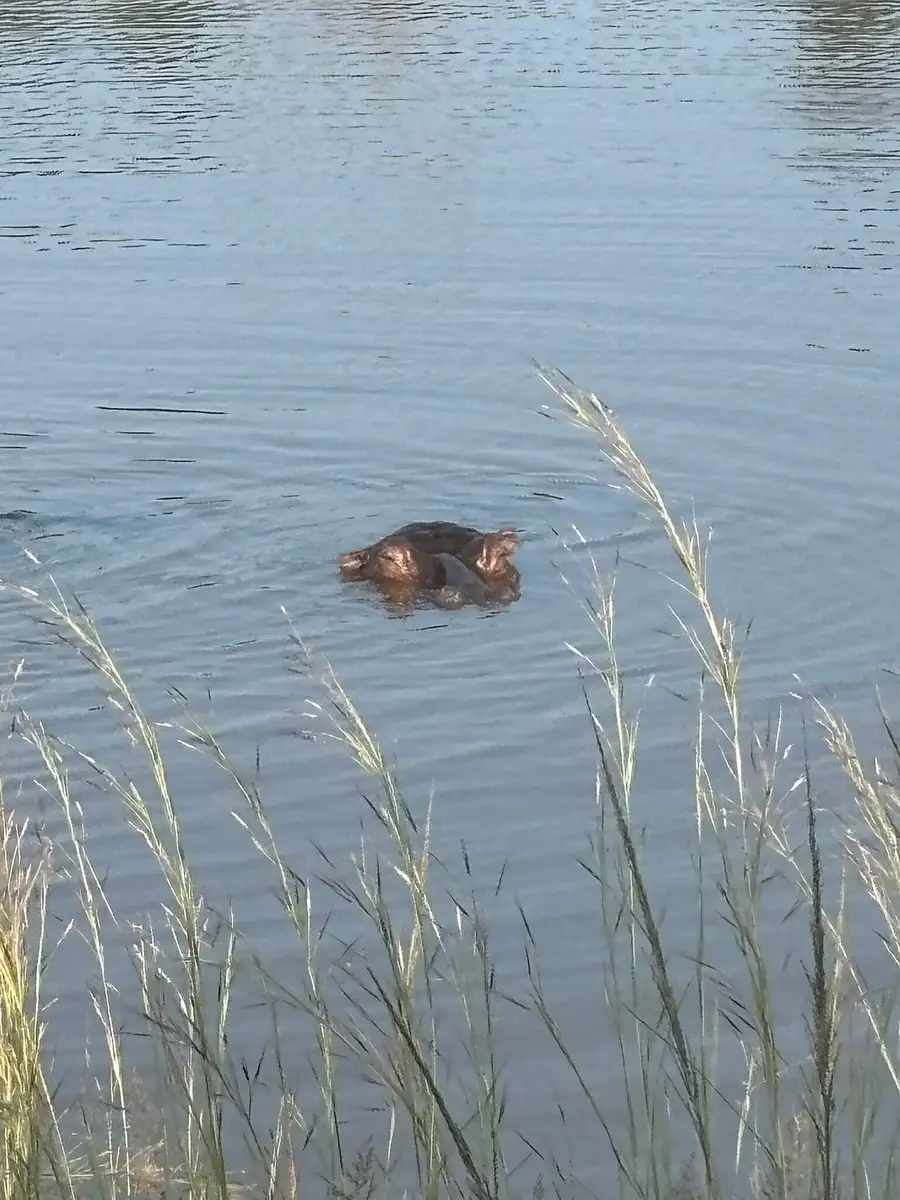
<box><xmin>162</xmin><ymin>615</ymin><xmax>512</xmax><ymax>1199</ymax></box>
<box><xmin>291</xmin><ymin>627</ymin><xmax>510</xmax><ymax>1200</ymax></box>
<box><xmin>813</xmin><ymin>694</ymin><xmax>900</xmax><ymax>1126</ymax></box>
<box><xmin>532</xmin><ymin>364</ymin><xmax>855</xmax><ymax>1199</ymax></box>
<box><xmin>0</xmin><ymin>711</ymin><xmax>54</xmax><ymax>1200</ymax></box>
<box><xmin>0</xmin><ymin>566</ymin><xmax>281</xmax><ymax>1198</ymax></box>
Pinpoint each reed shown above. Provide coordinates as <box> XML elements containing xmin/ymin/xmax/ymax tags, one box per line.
<box><xmin>0</xmin><ymin>674</ymin><xmax>55</xmax><ymax>1200</ymax></box>
<box><xmin>531</xmin><ymin>366</ymin><xmax>836</xmax><ymax>1199</ymax></box>
<box><xmin>0</xmin><ymin>366</ymin><xmax>898</xmax><ymax>1199</ymax></box>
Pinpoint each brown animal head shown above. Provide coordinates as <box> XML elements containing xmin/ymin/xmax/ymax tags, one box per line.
<box><xmin>338</xmin><ymin>537</ymin><xmax>447</xmax><ymax>589</ymax></box>
<box><xmin>458</xmin><ymin>529</ymin><xmax>520</xmax><ymax>578</ymax></box>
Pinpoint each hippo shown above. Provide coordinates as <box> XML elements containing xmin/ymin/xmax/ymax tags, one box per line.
<box><xmin>338</xmin><ymin>521</ymin><xmax>521</xmax><ymax>608</ymax></box>
<box><xmin>339</xmin><ymin>521</ymin><xmax>518</xmax><ymax>580</ymax></box>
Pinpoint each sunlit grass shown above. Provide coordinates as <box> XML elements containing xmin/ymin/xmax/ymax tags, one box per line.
<box><xmin>0</xmin><ymin>671</ymin><xmax>55</xmax><ymax>1200</ymax></box>
<box><xmin>0</xmin><ymin>366</ymin><xmax>899</xmax><ymax>1199</ymax></box>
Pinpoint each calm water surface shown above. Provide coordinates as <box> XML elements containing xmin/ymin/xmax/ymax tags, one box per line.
<box><xmin>2</xmin><ymin>0</ymin><xmax>900</xmax><ymax>1186</ymax></box>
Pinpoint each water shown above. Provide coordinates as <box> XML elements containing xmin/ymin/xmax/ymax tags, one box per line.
<box><xmin>2</xmin><ymin>0</ymin><xmax>899</xmax><ymax>1187</ymax></box>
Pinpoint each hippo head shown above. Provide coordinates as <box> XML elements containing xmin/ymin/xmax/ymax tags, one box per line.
<box><xmin>461</xmin><ymin>529</ymin><xmax>520</xmax><ymax>578</ymax></box>
<box><xmin>339</xmin><ymin>538</ymin><xmax>446</xmax><ymax>589</ymax></box>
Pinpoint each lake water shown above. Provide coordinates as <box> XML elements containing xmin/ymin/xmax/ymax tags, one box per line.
<box><xmin>2</xmin><ymin>0</ymin><xmax>899</xmax><ymax>1190</ymax></box>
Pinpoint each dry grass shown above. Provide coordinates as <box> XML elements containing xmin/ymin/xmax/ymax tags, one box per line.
<box><xmin>0</xmin><ymin>696</ymin><xmax>55</xmax><ymax>1200</ymax></box>
<box><xmin>0</xmin><ymin>365</ymin><xmax>899</xmax><ymax>1199</ymax></box>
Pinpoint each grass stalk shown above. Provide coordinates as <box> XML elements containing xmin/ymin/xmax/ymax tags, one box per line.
<box><xmin>0</xmin><ymin>772</ymin><xmax>52</xmax><ymax>1200</ymax></box>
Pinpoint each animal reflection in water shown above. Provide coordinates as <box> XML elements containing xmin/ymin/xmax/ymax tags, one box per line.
<box><xmin>338</xmin><ymin>521</ymin><xmax>521</xmax><ymax>611</ymax></box>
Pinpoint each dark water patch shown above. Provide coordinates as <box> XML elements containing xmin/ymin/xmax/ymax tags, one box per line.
<box><xmin>778</xmin><ymin>0</ymin><xmax>900</xmax><ymax>175</ymax></box>
<box><xmin>98</xmin><ymin>404</ymin><xmax>227</xmax><ymax>415</ymax></box>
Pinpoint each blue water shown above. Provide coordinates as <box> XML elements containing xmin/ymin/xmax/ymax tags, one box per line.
<box><xmin>2</xmin><ymin>0</ymin><xmax>899</xmax><ymax>1189</ymax></box>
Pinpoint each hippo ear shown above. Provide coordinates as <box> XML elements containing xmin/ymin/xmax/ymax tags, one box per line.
<box><xmin>476</xmin><ymin>529</ymin><xmax>519</xmax><ymax>573</ymax></box>
<box><xmin>338</xmin><ymin>549</ymin><xmax>368</xmax><ymax>577</ymax></box>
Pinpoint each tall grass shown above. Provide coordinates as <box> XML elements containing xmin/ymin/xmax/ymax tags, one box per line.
<box><xmin>1</xmin><ymin>365</ymin><xmax>900</xmax><ymax>1199</ymax></box>
<box><xmin>0</xmin><ymin>662</ymin><xmax>56</xmax><ymax>1200</ymax></box>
